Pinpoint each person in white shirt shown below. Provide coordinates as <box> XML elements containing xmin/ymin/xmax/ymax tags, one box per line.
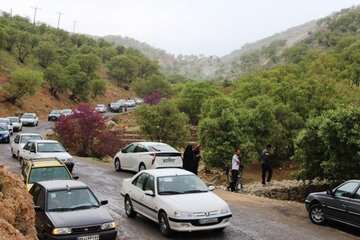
<box><xmin>231</xmin><ymin>148</ymin><xmax>241</xmax><ymax>192</ymax></box>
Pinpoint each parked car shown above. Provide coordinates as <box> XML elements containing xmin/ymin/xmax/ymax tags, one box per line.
<box><xmin>135</xmin><ymin>98</ymin><xmax>144</xmax><ymax>104</ymax></box>
<box><xmin>29</xmin><ymin>180</ymin><xmax>117</xmax><ymax>240</ymax></box>
<box><xmin>125</xmin><ymin>99</ymin><xmax>136</xmax><ymax>107</ymax></box>
<box><xmin>113</xmin><ymin>142</ymin><xmax>183</xmax><ymax>173</ymax></box>
<box><xmin>95</xmin><ymin>104</ymin><xmax>107</xmax><ymax>113</ymax></box>
<box><xmin>0</xmin><ymin>117</ymin><xmax>13</xmax><ymax>135</ymax></box>
<box><xmin>109</xmin><ymin>102</ymin><xmax>121</xmax><ymax>112</ymax></box>
<box><xmin>117</xmin><ymin>99</ymin><xmax>127</xmax><ymax>112</ymax></box>
<box><xmin>305</xmin><ymin>180</ymin><xmax>360</xmax><ymax>228</ymax></box>
<box><xmin>121</xmin><ymin>168</ymin><xmax>232</xmax><ymax>236</ymax></box>
<box><xmin>20</xmin><ymin>113</ymin><xmax>39</xmax><ymax>126</ymax></box>
<box><xmin>0</xmin><ymin>123</ymin><xmax>10</xmax><ymax>143</ymax></box>
<box><xmin>7</xmin><ymin>116</ymin><xmax>22</xmax><ymax>132</ymax></box>
<box><xmin>21</xmin><ymin>158</ymin><xmax>77</xmax><ymax>191</ymax></box>
<box><xmin>48</xmin><ymin>110</ymin><xmax>63</xmax><ymax>121</ymax></box>
<box><xmin>61</xmin><ymin>109</ymin><xmax>73</xmax><ymax>116</ymax></box>
<box><xmin>11</xmin><ymin>133</ymin><xmax>43</xmax><ymax>159</ymax></box>
<box><xmin>19</xmin><ymin>139</ymin><xmax>74</xmax><ymax>173</ymax></box>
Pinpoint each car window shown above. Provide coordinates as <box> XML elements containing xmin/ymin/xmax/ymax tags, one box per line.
<box><xmin>28</xmin><ymin>167</ymin><xmax>71</xmax><ymax>183</ymax></box>
<box><xmin>158</xmin><ymin>175</ymin><xmax>208</xmax><ymax>195</ymax></box>
<box><xmin>23</xmin><ymin>142</ymin><xmax>31</xmax><ymax>150</ymax></box>
<box><xmin>0</xmin><ymin>125</ymin><xmax>8</xmax><ymax>131</ymax></box>
<box><xmin>20</xmin><ymin>135</ymin><xmax>42</xmax><ymax>143</ymax></box>
<box><xmin>14</xmin><ymin>135</ymin><xmax>20</xmax><ymax>143</ymax></box>
<box><xmin>29</xmin><ymin>143</ymin><xmax>36</xmax><ymax>152</ymax></box>
<box><xmin>37</xmin><ymin>143</ymin><xmax>65</xmax><ymax>152</ymax></box>
<box><xmin>144</xmin><ymin>175</ymin><xmax>155</xmax><ymax>192</ymax></box>
<box><xmin>30</xmin><ymin>185</ymin><xmax>42</xmax><ymax>202</ymax></box>
<box><xmin>124</xmin><ymin>144</ymin><xmax>137</xmax><ymax>153</ymax></box>
<box><xmin>36</xmin><ymin>188</ymin><xmax>46</xmax><ymax>209</ymax></box>
<box><xmin>132</xmin><ymin>173</ymin><xmax>148</xmax><ymax>190</ymax></box>
<box><xmin>148</xmin><ymin>144</ymin><xmax>177</xmax><ymax>152</ymax></box>
<box><xmin>334</xmin><ymin>182</ymin><xmax>359</xmax><ymax>198</ymax></box>
<box><xmin>354</xmin><ymin>187</ymin><xmax>360</xmax><ymax>200</ymax></box>
<box><xmin>134</xmin><ymin>144</ymin><xmax>148</xmax><ymax>153</ymax></box>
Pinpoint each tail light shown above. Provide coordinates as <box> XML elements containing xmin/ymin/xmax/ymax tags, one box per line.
<box><xmin>151</xmin><ymin>153</ymin><xmax>157</xmax><ymax>165</ymax></box>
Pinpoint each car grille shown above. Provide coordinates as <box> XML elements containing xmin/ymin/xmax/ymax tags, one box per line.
<box><xmin>192</xmin><ymin>210</ymin><xmax>221</xmax><ymax>217</ymax></box>
<box><xmin>72</xmin><ymin>225</ymin><xmax>100</xmax><ymax>233</ymax></box>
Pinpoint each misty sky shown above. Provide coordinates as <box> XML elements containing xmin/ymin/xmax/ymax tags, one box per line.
<box><xmin>0</xmin><ymin>0</ymin><xmax>359</xmax><ymax>56</ymax></box>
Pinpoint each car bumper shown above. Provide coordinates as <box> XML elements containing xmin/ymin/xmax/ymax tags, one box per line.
<box><xmin>13</xmin><ymin>126</ymin><xmax>22</xmax><ymax>131</ymax></box>
<box><xmin>304</xmin><ymin>199</ymin><xmax>311</xmax><ymax>212</ymax></box>
<box><xmin>0</xmin><ymin>137</ymin><xmax>10</xmax><ymax>142</ymax></box>
<box><xmin>22</xmin><ymin>122</ymin><xmax>35</xmax><ymax>126</ymax></box>
<box><xmin>45</xmin><ymin>229</ymin><xmax>117</xmax><ymax>240</ymax></box>
<box><xmin>168</xmin><ymin>214</ymin><xmax>232</xmax><ymax>232</ymax></box>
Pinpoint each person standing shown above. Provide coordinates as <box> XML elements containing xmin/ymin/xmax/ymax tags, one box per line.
<box><xmin>182</xmin><ymin>144</ymin><xmax>194</xmax><ymax>172</ymax></box>
<box><xmin>261</xmin><ymin>144</ymin><xmax>273</xmax><ymax>185</ymax></box>
<box><xmin>231</xmin><ymin>148</ymin><xmax>241</xmax><ymax>192</ymax></box>
<box><xmin>192</xmin><ymin>144</ymin><xmax>202</xmax><ymax>175</ymax></box>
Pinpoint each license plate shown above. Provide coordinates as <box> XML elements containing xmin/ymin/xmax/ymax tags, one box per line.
<box><xmin>199</xmin><ymin>218</ymin><xmax>218</xmax><ymax>224</ymax></box>
<box><xmin>163</xmin><ymin>158</ymin><xmax>174</xmax><ymax>163</ymax></box>
<box><xmin>77</xmin><ymin>235</ymin><xmax>99</xmax><ymax>240</ymax></box>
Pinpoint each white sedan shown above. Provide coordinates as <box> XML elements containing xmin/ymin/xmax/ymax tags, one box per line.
<box><xmin>11</xmin><ymin>133</ymin><xmax>43</xmax><ymax>159</ymax></box>
<box><xmin>120</xmin><ymin>168</ymin><xmax>232</xmax><ymax>237</ymax></box>
<box><xmin>95</xmin><ymin>104</ymin><xmax>107</xmax><ymax>113</ymax></box>
<box><xmin>113</xmin><ymin>142</ymin><xmax>183</xmax><ymax>173</ymax></box>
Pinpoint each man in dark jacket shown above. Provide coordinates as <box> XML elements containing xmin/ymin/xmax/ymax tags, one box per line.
<box><xmin>261</xmin><ymin>144</ymin><xmax>273</xmax><ymax>185</ymax></box>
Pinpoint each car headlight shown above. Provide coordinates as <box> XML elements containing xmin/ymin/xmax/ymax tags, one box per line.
<box><xmin>52</xmin><ymin>227</ymin><xmax>71</xmax><ymax>235</ymax></box>
<box><xmin>3</xmin><ymin>134</ymin><xmax>9</xmax><ymax>137</ymax></box>
<box><xmin>101</xmin><ymin>221</ymin><xmax>116</xmax><ymax>230</ymax></box>
<box><xmin>220</xmin><ymin>207</ymin><xmax>231</xmax><ymax>214</ymax></box>
<box><xmin>174</xmin><ymin>211</ymin><xmax>194</xmax><ymax>218</ymax></box>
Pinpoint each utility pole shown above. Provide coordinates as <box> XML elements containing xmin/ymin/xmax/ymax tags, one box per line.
<box><xmin>72</xmin><ymin>20</ymin><xmax>77</xmax><ymax>34</ymax></box>
<box><xmin>56</xmin><ymin>12</ymin><xmax>64</xmax><ymax>29</ymax></box>
<box><xmin>32</xmin><ymin>6</ymin><xmax>40</xmax><ymax>25</ymax></box>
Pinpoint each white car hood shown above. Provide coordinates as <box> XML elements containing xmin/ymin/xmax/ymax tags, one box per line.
<box><xmin>161</xmin><ymin>192</ymin><xmax>227</xmax><ymax>212</ymax></box>
<box><xmin>37</xmin><ymin>152</ymin><xmax>72</xmax><ymax>160</ymax></box>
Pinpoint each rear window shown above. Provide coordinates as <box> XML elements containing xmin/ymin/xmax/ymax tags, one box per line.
<box><xmin>28</xmin><ymin>166</ymin><xmax>71</xmax><ymax>183</ymax></box>
<box><xmin>37</xmin><ymin>143</ymin><xmax>65</xmax><ymax>152</ymax></box>
<box><xmin>148</xmin><ymin>144</ymin><xmax>178</xmax><ymax>152</ymax></box>
<box><xmin>20</xmin><ymin>135</ymin><xmax>43</xmax><ymax>143</ymax></box>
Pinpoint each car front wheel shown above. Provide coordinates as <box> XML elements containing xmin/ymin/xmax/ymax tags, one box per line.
<box><xmin>114</xmin><ymin>158</ymin><xmax>121</xmax><ymax>172</ymax></box>
<box><xmin>124</xmin><ymin>196</ymin><xmax>136</xmax><ymax>218</ymax></box>
<box><xmin>309</xmin><ymin>204</ymin><xmax>325</xmax><ymax>225</ymax></box>
<box><xmin>159</xmin><ymin>212</ymin><xmax>172</xmax><ymax>237</ymax></box>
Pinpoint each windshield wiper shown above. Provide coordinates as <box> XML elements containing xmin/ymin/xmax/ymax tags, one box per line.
<box><xmin>183</xmin><ymin>190</ymin><xmax>207</xmax><ymax>193</ymax></box>
<box><xmin>159</xmin><ymin>191</ymin><xmax>181</xmax><ymax>195</ymax></box>
<box><xmin>72</xmin><ymin>205</ymin><xmax>99</xmax><ymax>210</ymax></box>
<box><xmin>48</xmin><ymin>207</ymin><xmax>73</xmax><ymax>212</ymax></box>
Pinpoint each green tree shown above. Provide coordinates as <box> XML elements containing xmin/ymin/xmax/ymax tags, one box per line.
<box><xmin>15</xmin><ymin>31</ymin><xmax>31</xmax><ymax>63</ymax></box>
<box><xmin>91</xmin><ymin>79</ymin><xmax>106</xmax><ymax>98</ymax></box>
<box><xmin>135</xmin><ymin>99</ymin><xmax>189</xmax><ymax>148</ymax></box>
<box><xmin>33</xmin><ymin>42</ymin><xmax>57</xmax><ymax>68</ymax></box>
<box><xmin>294</xmin><ymin>106</ymin><xmax>360</xmax><ymax>182</ymax></box>
<box><xmin>73</xmin><ymin>53</ymin><xmax>100</xmax><ymax>76</ymax></box>
<box><xmin>44</xmin><ymin>63</ymin><xmax>70</xmax><ymax>97</ymax></box>
<box><xmin>65</xmin><ymin>64</ymin><xmax>90</xmax><ymax>102</ymax></box>
<box><xmin>107</xmin><ymin>55</ymin><xmax>138</xmax><ymax>86</ymax></box>
<box><xmin>2</xmin><ymin>68</ymin><xmax>43</xmax><ymax>103</ymax></box>
<box><xmin>130</xmin><ymin>74</ymin><xmax>172</xmax><ymax>97</ymax></box>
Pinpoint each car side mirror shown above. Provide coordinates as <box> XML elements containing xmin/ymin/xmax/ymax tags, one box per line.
<box><xmin>208</xmin><ymin>185</ymin><xmax>215</xmax><ymax>191</ymax></box>
<box><xmin>34</xmin><ymin>206</ymin><xmax>43</xmax><ymax>212</ymax></box>
<box><xmin>100</xmin><ymin>200</ymin><xmax>108</xmax><ymax>205</ymax></box>
<box><xmin>326</xmin><ymin>190</ymin><xmax>333</xmax><ymax>195</ymax></box>
<box><xmin>144</xmin><ymin>190</ymin><xmax>155</xmax><ymax>197</ymax></box>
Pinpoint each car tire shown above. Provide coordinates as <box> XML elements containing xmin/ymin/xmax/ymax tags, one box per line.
<box><xmin>114</xmin><ymin>158</ymin><xmax>121</xmax><ymax>172</ymax></box>
<box><xmin>11</xmin><ymin>148</ymin><xmax>16</xmax><ymax>158</ymax></box>
<box><xmin>124</xmin><ymin>196</ymin><xmax>136</xmax><ymax>218</ymax></box>
<box><xmin>139</xmin><ymin>163</ymin><xmax>146</xmax><ymax>172</ymax></box>
<box><xmin>159</xmin><ymin>211</ymin><xmax>172</xmax><ymax>237</ymax></box>
<box><xmin>309</xmin><ymin>204</ymin><xmax>325</xmax><ymax>225</ymax></box>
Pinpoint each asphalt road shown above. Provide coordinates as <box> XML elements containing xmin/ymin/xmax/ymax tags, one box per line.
<box><xmin>0</xmin><ymin>121</ymin><xmax>359</xmax><ymax>240</ymax></box>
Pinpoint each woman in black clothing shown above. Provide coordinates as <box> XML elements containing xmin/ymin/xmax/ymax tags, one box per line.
<box><xmin>182</xmin><ymin>144</ymin><xmax>194</xmax><ymax>172</ymax></box>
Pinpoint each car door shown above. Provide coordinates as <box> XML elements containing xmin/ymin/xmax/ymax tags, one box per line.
<box><xmin>324</xmin><ymin>181</ymin><xmax>358</xmax><ymax>222</ymax></box>
<box><xmin>346</xmin><ymin>184</ymin><xmax>360</xmax><ymax>227</ymax></box>
<box><xmin>130</xmin><ymin>172</ymin><xmax>149</xmax><ymax>215</ymax></box>
<box><xmin>30</xmin><ymin>185</ymin><xmax>50</xmax><ymax>237</ymax></box>
<box><xmin>141</xmin><ymin>174</ymin><xmax>158</xmax><ymax>221</ymax></box>
<box><xmin>121</xmin><ymin>144</ymin><xmax>137</xmax><ymax>170</ymax></box>
<box><xmin>12</xmin><ymin>135</ymin><xmax>20</xmax><ymax>156</ymax></box>
<box><xmin>133</xmin><ymin>144</ymin><xmax>149</xmax><ymax>170</ymax></box>
<box><xmin>21</xmin><ymin>142</ymin><xmax>33</xmax><ymax>160</ymax></box>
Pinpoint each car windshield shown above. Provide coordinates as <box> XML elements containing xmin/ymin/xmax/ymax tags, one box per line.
<box><xmin>157</xmin><ymin>175</ymin><xmax>208</xmax><ymax>195</ymax></box>
<box><xmin>62</xmin><ymin>109</ymin><xmax>71</xmax><ymax>113</ymax></box>
<box><xmin>20</xmin><ymin>135</ymin><xmax>42</xmax><ymax>143</ymax></box>
<box><xmin>28</xmin><ymin>166</ymin><xmax>71</xmax><ymax>183</ymax></box>
<box><xmin>8</xmin><ymin>117</ymin><xmax>19</xmax><ymax>123</ymax></box>
<box><xmin>96</xmin><ymin>104</ymin><xmax>105</xmax><ymax>107</ymax></box>
<box><xmin>149</xmin><ymin>144</ymin><xmax>177</xmax><ymax>152</ymax></box>
<box><xmin>37</xmin><ymin>143</ymin><xmax>65</xmax><ymax>152</ymax></box>
<box><xmin>0</xmin><ymin>125</ymin><xmax>8</xmax><ymax>131</ymax></box>
<box><xmin>47</xmin><ymin>188</ymin><xmax>99</xmax><ymax>211</ymax></box>
<box><xmin>22</xmin><ymin>114</ymin><xmax>34</xmax><ymax>119</ymax></box>
<box><xmin>51</xmin><ymin>110</ymin><xmax>61</xmax><ymax>114</ymax></box>
<box><xmin>0</xmin><ymin>119</ymin><xmax>9</xmax><ymax>124</ymax></box>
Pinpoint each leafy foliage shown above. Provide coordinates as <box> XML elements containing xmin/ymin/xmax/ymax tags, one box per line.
<box><xmin>294</xmin><ymin>106</ymin><xmax>360</xmax><ymax>182</ymax></box>
<box><xmin>135</xmin><ymin>99</ymin><xmax>190</xmax><ymax>148</ymax></box>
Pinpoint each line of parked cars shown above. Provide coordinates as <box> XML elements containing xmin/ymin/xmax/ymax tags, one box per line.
<box><xmin>48</xmin><ymin>109</ymin><xmax>73</xmax><ymax>121</ymax></box>
<box><xmin>96</xmin><ymin>98</ymin><xmax>143</xmax><ymax>113</ymax></box>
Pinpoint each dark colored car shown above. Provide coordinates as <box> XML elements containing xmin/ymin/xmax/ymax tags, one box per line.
<box><xmin>29</xmin><ymin>180</ymin><xmax>117</xmax><ymax>240</ymax></box>
<box><xmin>109</xmin><ymin>102</ymin><xmax>122</xmax><ymax>113</ymax></box>
<box><xmin>0</xmin><ymin>123</ymin><xmax>10</xmax><ymax>143</ymax></box>
<box><xmin>305</xmin><ymin>180</ymin><xmax>360</xmax><ymax>229</ymax></box>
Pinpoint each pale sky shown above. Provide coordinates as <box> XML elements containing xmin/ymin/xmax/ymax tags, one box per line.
<box><xmin>0</xmin><ymin>0</ymin><xmax>359</xmax><ymax>56</ymax></box>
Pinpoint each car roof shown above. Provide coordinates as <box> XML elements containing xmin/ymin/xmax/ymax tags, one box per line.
<box><xmin>7</xmin><ymin>116</ymin><xmax>19</xmax><ymax>119</ymax></box>
<box><xmin>131</xmin><ymin>142</ymin><xmax>171</xmax><ymax>147</ymax></box>
<box><xmin>17</xmin><ymin>133</ymin><xmax>42</xmax><ymax>136</ymax></box>
<box><xmin>27</xmin><ymin>158</ymin><xmax>65</xmax><ymax>168</ymax></box>
<box><xmin>22</xmin><ymin>112</ymin><xmax>36</xmax><ymax>115</ymax></box>
<box><xmin>28</xmin><ymin>139</ymin><xmax>59</xmax><ymax>143</ymax></box>
<box><xmin>36</xmin><ymin>180</ymin><xmax>87</xmax><ymax>191</ymax></box>
<box><xmin>141</xmin><ymin>168</ymin><xmax>194</xmax><ymax>177</ymax></box>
